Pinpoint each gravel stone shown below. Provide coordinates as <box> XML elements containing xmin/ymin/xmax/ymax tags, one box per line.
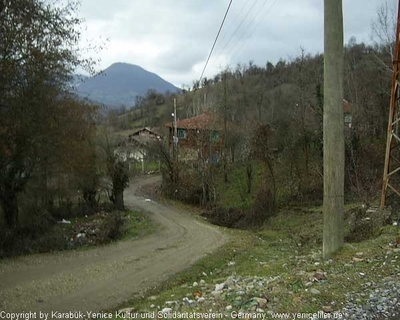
<box><xmin>341</xmin><ymin>275</ymin><xmax>400</xmax><ymax>319</ymax></box>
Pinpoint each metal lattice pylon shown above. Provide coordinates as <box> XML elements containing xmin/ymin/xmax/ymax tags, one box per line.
<box><xmin>381</xmin><ymin>0</ymin><xmax>400</xmax><ymax>209</ymax></box>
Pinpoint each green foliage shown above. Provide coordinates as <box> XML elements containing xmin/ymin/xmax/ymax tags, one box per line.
<box><xmin>215</xmin><ymin>161</ymin><xmax>264</xmax><ymax>210</ymax></box>
<box><xmin>202</xmin><ymin>162</ymin><xmax>276</xmax><ymax>229</ymax></box>
<box><xmin>123</xmin><ymin>210</ymin><xmax>155</xmax><ymax>240</ymax></box>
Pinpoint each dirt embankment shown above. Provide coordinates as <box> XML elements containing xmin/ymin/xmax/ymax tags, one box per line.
<box><xmin>0</xmin><ymin>176</ymin><xmax>227</xmax><ymax>313</ymax></box>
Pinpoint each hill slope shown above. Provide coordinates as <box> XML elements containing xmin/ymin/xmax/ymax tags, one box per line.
<box><xmin>75</xmin><ymin>63</ymin><xmax>179</xmax><ymax>108</ymax></box>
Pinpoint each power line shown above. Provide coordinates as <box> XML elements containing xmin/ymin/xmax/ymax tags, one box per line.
<box><xmin>212</xmin><ymin>0</ymin><xmax>248</xmax><ymax>52</ymax></box>
<box><xmin>198</xmin><ymin>0</ymin><xmax>233</xmax><ymax>85</ymax></box>
<box><xmin>208</xmin><ymin>0</ymin><xmax>269</xmax><ymax>71</ymax></box>
<box><xmin>230</xmin><ymin>0</ymin><xmax>271</xmax><ymax>54</ymax></box>
<box><xmin>210</xmin><ymin>0</ymin><xmax>261</xmax><ymax>68</ymax></box>
<box><xmin>211</xmin><ymin>0</ymin><xmax>277</xmax><ymax>70</ymax></box>
<box><xmin>229</xmin><ymin>0</ymin><xmax>277</xmax><ymax>64</ymax></box>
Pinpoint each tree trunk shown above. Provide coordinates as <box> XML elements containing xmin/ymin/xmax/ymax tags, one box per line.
<box><xmin>223</xmin><ymin>155</ymin><xmax>228</xmax><ymax>183</ymax></box>
<box><xmin>83</xmin><ymin>187</ymin><xmax>97</xmax><ymax>211</ymax></box>
<box><xmin>246</xmin><ymin>162</ymin><xmax>253</xmax><ymax>194</ymax></box>
<box><xmin>113</xmin><ymin>189</ymin><xmax>124</xmax><ymax>211</ymax></box>
<box><xmin>1</xmin><ymin>192</ymin><xmax>19</xmax><ymax>229</ymax></box>
<box><xmin>231</xmin><ymin>146</ymin><xmax>235</xmax><ymax>163</ymax></box>
<box><xmin>265</xmin><ymin>159</ymin><xmax>277</xmax><ymax>210</ymax></box>
<box><xmin>323</xmin><ymin>0</ymin><xmax>344</xmax><ymax>259</ymax></box>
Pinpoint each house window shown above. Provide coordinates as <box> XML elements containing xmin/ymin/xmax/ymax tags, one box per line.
<box><xmin>210</xmin><ymin>153</ymin><xmax>219</xmax><ymax>163</ymax></box>
<box><xmin>211</xmin><ymin>131</ymin><xmax>220</xmax><ymax>142</ymax></box>
<box><xmin>344</xmin><ymin>114</ymin><xmax>352</xmax><ymax>124</ymax></box>
<box><xmin>177</xmin><ymin>128</ymin><xmax>187</xmax><ymax>139</ymax></box>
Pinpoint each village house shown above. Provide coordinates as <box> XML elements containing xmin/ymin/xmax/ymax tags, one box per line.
<box><xmin>114</xmin><ymin>127</ymin><xmax>161</xmax><ymax>170</ymax></box>
<box><xmin>165</xmin><ymin>112</ymin><xmax>223</xmax><ymax>162</ymax></box>
<box><xmin>343</xmin><ymin>99</ymin><xmax>352</xmax><ymax>128</ymax></box>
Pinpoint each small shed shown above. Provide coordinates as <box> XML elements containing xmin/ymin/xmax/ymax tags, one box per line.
<box><xmin>114</xmin><ymin>127</ymin><xmax>162</xmax><ymax>172</ymax></box>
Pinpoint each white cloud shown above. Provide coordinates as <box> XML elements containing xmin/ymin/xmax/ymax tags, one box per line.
<box><xmin>76</xmin><ymin>0</ymin><xmax>398</xmax><ymax>87</ymax></box>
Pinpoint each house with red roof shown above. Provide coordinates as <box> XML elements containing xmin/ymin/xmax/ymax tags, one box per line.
<box><xmin>343</xmin><ymin>99</ymin><xmax>352</xmax><ymax>128</ymax></box>
<box><xmin>164</xmin><ymin>112</ymin><xmax>223</xmax><ymax>162</ymax></box>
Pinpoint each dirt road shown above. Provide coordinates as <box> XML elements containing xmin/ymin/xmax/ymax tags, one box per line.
<box><xmin>0</xmin><ymin>176</ymin><xmax>227</xmax><ymax>313</ymax></box>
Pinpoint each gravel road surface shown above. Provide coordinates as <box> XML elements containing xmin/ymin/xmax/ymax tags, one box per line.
<box><xmin>0</xmin><ymin>176</ymin><xmax>227</xmax><ymax>313</ymax></box>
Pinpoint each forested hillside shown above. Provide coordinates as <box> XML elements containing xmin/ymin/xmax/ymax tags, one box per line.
<box><xmin>109</xmin><ymin>37</ymin><xmax>392</xmax><ymax>224</ymax></box>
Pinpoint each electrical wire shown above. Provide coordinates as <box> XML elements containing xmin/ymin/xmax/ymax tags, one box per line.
<box><xmin>208</xmin><ymin>0</ymin><xmax>269</xmax><ymax>71</ymax></box>
<box><xmin>210</xmin><ymin>0</ymin><xmax>277</xmax><ymax>71</ymax></box>
<box><xmin>198</xmin><ymin>0</ymin><xmax>233</xmax><ymax>85</ymax></box>
<box><xmin>229</xmin><ymin>0</ymin><xmax>277</xmax><ymax>64</ymax></box>
<box><xmin>210</xmin><ymin>0</ymin><xmax>261</xmax><ymax>68</ymax></box>
<box><xmin>211</xmin><ymin>0</ymin><xmax>248</xmax><ymax>56</ymax></box>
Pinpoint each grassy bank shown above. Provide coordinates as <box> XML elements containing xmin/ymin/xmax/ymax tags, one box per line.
<box><xmin>123</xmin><ymin>210</ymin><xmax>155</xmax><ymax>240</ymax></box>
<box><xmin>115</xmin><ymin>207</ymin><xmax>399</xmax><ymax>316</ymax></box>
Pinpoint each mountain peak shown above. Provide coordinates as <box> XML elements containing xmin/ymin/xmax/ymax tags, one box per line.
<box><xmin>108</xmin><ymin>62</ymin><xmax>141</xmax><ymax>69</ymax></box>
<box><xmin>75</xmin><ymin>63</ymin><xmax>179</xmax><ymax>108</ymax></box>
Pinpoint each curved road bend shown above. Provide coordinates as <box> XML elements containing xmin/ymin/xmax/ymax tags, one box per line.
<box><xmin>0</xmin><ymin>176</ymin><xmax>227</xmax><ymax>313</ymax></box>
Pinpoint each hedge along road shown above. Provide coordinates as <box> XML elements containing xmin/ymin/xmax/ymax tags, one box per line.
<box><xmin>0</xmin><ymin>176</ymin><xmax>227</xmax><ymax>313</ymax></box>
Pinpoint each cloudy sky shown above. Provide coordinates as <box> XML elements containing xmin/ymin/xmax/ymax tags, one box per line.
<box><xmin>77</xmin><ymin>0</ymin><xmax>397</xmax><ymax>88</ymax></box>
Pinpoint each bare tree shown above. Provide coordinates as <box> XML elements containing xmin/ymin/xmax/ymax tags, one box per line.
<box><xmin>98</xmin><ymin>130</ymin><xmax>129</xmax><ymax>211</ymax></box>
<box><xmin>371</xmin><ymin>1</ymin><xmax>397</xmax><ymax>74</ymax></box>
<box><xmin>323</xmin><ymin>0</ymin><xmax>345</xmax><ymax>259</ymax></box>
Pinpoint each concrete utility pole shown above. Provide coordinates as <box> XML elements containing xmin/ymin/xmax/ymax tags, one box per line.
<box><xmin>323</xmin><ymin>0</ymin><xmax>344</xmax><ymax>259</ymax></box>
<box><xmin>172</xmin><ymin>98</ymin><xmax>178</xmax><ymax>183</ymax></box>
<box><xmin>173</xmin><ymin>98</ymin><xmax>178</xmax><ymax>158</ymax></box>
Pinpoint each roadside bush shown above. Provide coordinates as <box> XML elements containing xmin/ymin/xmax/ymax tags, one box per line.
<box><xmin>345</xmin><ymin>138</ymin><xmax>384</xmax><ymax>201</ymax></box>
<box><xmin>202</xmin><ymin>186</ymin><xmax>277</xmax><ymax>229</ymax></box>
<box><xmin>49</xmin><ymin>200</ymin><xmax>75</xmax><ymax>219</ymax></box>
<box><xmin>201</xmin><ymin>205</ymin><xmax>246</xmax><ymax>228</ymax></box>
<box><xmin>239</xmin><ymin>186</ymin><xmax>276</xmax><ymax>228</ymax></box>
<box><xmin>162</xmin><ymin>172</ymin><xmax>203</xmax><ymax>205</ymax></box>
<box><xmin>344</xmin><ymin>207</ymin><xmax>390</xmax><ymax>242</ymax></box>
<box><xmin>283</xmin><ymin>185</ymin><xmax>323</xmax><ymax>207</ymax></box>
<box><xmin>97</xmin><ymin>211</ymin><xmax>125</xmax><ymax>243</ymax></box>
<box><xmin>0</xmin><ymin>224</ymin><xmax>68</xmax><ymax>258</ymax></box>
<box><xmin>0</xmin><ymin>210</ymin><xmax>130</xmax><ymax>258</ymax></box>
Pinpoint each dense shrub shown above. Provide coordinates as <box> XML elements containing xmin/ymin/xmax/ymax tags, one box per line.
<box><xmin>344</xmin><ymin>207</ymin><xmax>390</xmax><ymax>243</ymax></box>
<box><xmin>162</xmin><ymin>171</ymin><xmax>203</xmax><ymax>205</ymax></box>
<box><xmin>97</xmin><ymin>211</ymin><xmax>125</xmax><ymax>243</ymax></box>
<box><xmin>0</xmin><ymin>224</ymin><xmax>69</xmax><ymax>258</ymax></box>
<box><xmin>201</xmin><ymin>205</ymin><xmax>246</xmax><ymax>228</ymax></box>
<box><xmin>345</xmin><ymin>137</ymin><xmax>384</xmax><ymax>201</ymax></box>
<box><xmin>202</xmin><ymin>187</ymin><xmax>276</xmax><ymax>229</ymax></box>
<box><xmin>0</xmin><ymin>210</ymin><xmax>130</xmax><ymax>258</ymax></box>
<box><xmin>239</xmin><ymin>186</ymin><xmax>276</xmax><ymax>228</ymax></box>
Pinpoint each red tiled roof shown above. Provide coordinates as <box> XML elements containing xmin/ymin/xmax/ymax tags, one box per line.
<box><xmin>165</xmin><ymin>112</ymin><xmax>221</xmax><ymax>130</ymax></box>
